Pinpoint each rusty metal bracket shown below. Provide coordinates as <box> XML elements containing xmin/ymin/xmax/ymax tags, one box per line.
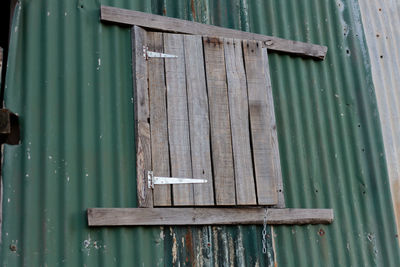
<box><xmin>0</xmin><ymin>109</ymin><xmax>20</xmax><ymax>145</ymax></box>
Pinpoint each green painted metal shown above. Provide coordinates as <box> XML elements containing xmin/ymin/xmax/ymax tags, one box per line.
<box><xmin>1</xmin><ymin>0</ymin><xmax>399</xmax><ymax>266</ymax></box>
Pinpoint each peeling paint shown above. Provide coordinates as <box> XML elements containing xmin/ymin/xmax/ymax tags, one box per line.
<box><xmin>228</xmin><ymin>234</ymin><xmax>235</xmax><ymax>267</ymax></box>
<box><xmin>212</xmin><ymin>227</ymin><xmax>219</xmax><ymax>265</ymax></box>
<box><xmin>337</xmin><ymin>0</ymin><xmax>349</xmax><ymax>37</ymax></box>
<box><xmin>97</xmin><ymin>58</ymin><xmax>101</xmax><ymax>70</ymax></box>
<box><xmin>26</xmin><ymin>144</ymin><xmax>31</xmax><ymax>160</ymax></box>
<box><xmin>82</xmin><ymin>234</ymin><xmax>103</xmax><ymax>257</ymax></box>
<box><xmin>235</xmin><ymin>228</ymin><xmax>245</xmax><ymax>266</ymax></box>
<box><xmin>358</xmin><ymin>0</ymin><xmax>400</xmax><ymax>242</ymax></box>
<box><xmin>172</xmin><ymin>232</ymin><xmax>177</xmax><ymax>264</ymax></box>
<box><xmin>159</xmin><ymin>227</ymin><xmax>164</xmax><ymax>241</ymax></box>
<box><xmin>366</xmin><ymin>232</ymin><xmax>378</xmax><ymax>262</ymax></box>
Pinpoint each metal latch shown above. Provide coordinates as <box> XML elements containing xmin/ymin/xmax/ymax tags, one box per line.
<box><xmin>148</xmin><ymin>171</ymin><xmax>207</xmax><ymax>189</ymax></box>
<box><xmin>143</xmin><ymin>46</ymin><xmax>178</xmax><ymax>60</ymax></box>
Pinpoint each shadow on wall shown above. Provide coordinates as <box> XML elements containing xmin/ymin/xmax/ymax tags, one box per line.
<box><xmin>0</xmin><ymin>47</ymin><xmax>3</xmax><ymax>73</ymax></box>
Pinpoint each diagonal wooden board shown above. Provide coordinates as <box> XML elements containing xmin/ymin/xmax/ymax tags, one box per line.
<box><xmin>101</xmin><ymin>5</ymin><xmax>327</xmax><ymax>60</ymax></box>
<box><xmin>88</xmin><ymin>208</ymin><xmax>334</xmax><ymax>226</ymax></box>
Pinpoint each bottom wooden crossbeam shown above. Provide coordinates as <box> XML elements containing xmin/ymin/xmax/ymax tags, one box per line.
<box><xmin>87</xmin><ymin>208</ymin><xmax>333</xmax><ymax>226</ymax></box>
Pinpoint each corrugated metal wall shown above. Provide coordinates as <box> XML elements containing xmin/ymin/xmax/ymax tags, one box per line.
<box><xmin>0</xmin><ymin>0</ymin><xmax>399</xmax><ymax>266</ymax></box>
<box><xmin>358</xmin><ymin>0</ymin><xmax>400</xmax><ymax>238</ymax></box>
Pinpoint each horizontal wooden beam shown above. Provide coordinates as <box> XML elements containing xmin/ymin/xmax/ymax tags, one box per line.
<box><xmin>100</xmin><ymin>6</ymin><xmax>327</xmax><ymax>60</ymax></box>
<box><xmin>87</xmin><ymin>208</ymin><xmax>334</xmax><ymax>226</ymax></box>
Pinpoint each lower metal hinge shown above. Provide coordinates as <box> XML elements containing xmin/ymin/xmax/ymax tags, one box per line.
<box><xmin>147</xmin><ymin>171</ymin><xmax>207</xmax><ymax>189</ymax></box>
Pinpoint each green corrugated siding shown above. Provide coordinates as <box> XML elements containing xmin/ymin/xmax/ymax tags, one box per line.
<box><xmin>1</xmin><ymin>0</ymin><xmax>399</xmax><ymax>266</ymax></box>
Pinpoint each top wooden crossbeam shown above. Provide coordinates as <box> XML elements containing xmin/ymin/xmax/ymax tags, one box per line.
<box><xmin>101</xmin><ymin>6</ymin><xmax>327</xmax><ymax>60</ymax></box>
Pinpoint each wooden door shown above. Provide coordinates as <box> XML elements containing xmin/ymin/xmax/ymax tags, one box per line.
<box><xmin>132</xmin><ymin>26</ymin><xmax>283</xmax><ymax>207</ymax></box>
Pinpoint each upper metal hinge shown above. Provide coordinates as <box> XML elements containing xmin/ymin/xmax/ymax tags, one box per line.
<box><xmin>147</xmin><ymin>171</ymin><xmax>207</xmax><ymax>189</ymax></box>
<box><xmin>143</xmin><ymin>46</ymin><xmax>178</xmax><ymax>60</ymax></box>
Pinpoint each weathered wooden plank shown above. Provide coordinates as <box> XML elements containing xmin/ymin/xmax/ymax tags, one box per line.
<box><xmin>147</xmin><ymin>32</ymin><xmax>171</xmax><ymax>206</ymax></box>
<box><xmin>164</xmin><ymin>33</ymin><xmax>194</xmax><ymax>206</ymax></box>
<box><xmin>203</xmin><ymin>37</ymin><xmax>236</xmax><ymax>205</ymax></box>
<box><xmin>101</xmin><ymin>6</ymin><xmax>328</xmax><ymax>60</ymax></box>
<box><xmin>243</xmin><ymin>40</ymin><xmax>278</xmax><ymax>205</ymax></box>
<box><xmin>262</xmin><ymin>47</ymin><xmax>285</xmax><ymax>208</ymax></box>
<box><xmin>184</xmin><ymin>35</ymin><xmax>214</xmax><ymax>205</ymax></box>
<box><xmin>224</xmin><ymin>38</ymin><xmax>256</xmax><ymax>205</ymax></box>
<box><xmin>132</xmin><ymin>26</ymin><xmax>153</xmax><ymax>207</ymax></box>
<box><xmin>88</xmin><ymin>208</ymin><xmax>334</xmax><ymax>226</ymax></box>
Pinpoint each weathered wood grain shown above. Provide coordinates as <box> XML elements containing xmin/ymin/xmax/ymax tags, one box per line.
<box><xmin>164</xmin><ymin>33</ymin><xmax>194</xmax><ymax>206</ymax></box>
<box><xmin>203</xmin><ymin>37</ymin><xmax>236</xmax><ymax>205</ymax></box>
<box><xmin>224</xmin><ymin>38</ymin><xmax>256</xmax><ymax>205</ymax></box>
<box><xmin>88</xmin><ymin>208</ymin><xmax>334</xmax><ymax>225</ymax></box>
<box><xmin>101</xmin><ymin>6</ymin><xmax>328</xmax><ymax>60</ymax></box>
<box><xmin>184</xmin><ymin>35</ymin><xmax>215</xmax><ymax>205</ymax></box>
<box><xmin>147</xmin><ymin>32</ymin><xmax>171</xmax><ymax>206</ymax></box>
<box><xmin>243</xmin><ymin>40</ymin><xmax>278</xmax><ymax>205</ymax></box>
<box><xmin>262</xmin><ymin>47</ymin><xmax>285</xmax><ymax>208</ymax></box>
<box><xmin>132</xmin><ymin>26</ymin><xmax>153</xmax><ymax>207</ymax></box>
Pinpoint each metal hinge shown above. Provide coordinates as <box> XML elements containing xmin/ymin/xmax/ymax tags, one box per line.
<box><xmin>143</xmin><ymin>46</ymin><xmax>178</xmax><ymax>60</ymax></box>
<box><xmin>147</xmin><ymin>171</ymin><xmax>207</xmax><ymax>189</ymax></box>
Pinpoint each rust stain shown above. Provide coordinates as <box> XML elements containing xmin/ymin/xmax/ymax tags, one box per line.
<box><xmin>318</xmin><ymin>228</ymin><xmax>325</xmax><ymax>236</ymax></box>
<box><xmin>271</xmin><ymin>226</ymin><xmax>278</xmax><ymax>267</ymax></box>
<box><xmin>172</xmin><ymin>231</ymin><xmax>177</xmax><ymax>264</ymax></box>
<box><xmin>390</xmin><ymin>179</ymin><xmax>400</xmax><ymax>240</ymax></box>
<box><xmin>204</xmin><ymin>37</ymin><xmax>223</xmax><ymax>45</ymax></box>
<box><xmin>185</xmin><ymin>228</ymin><xmax>195</xmax><ymax>264</ymax></box>
<box><xmin>190</xmin><ymin>0</ymin><xmax>196</xmax><ymax>21</ymax></box>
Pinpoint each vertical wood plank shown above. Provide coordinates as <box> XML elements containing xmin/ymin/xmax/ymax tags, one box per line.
<box><xmin>132</xmin><ymin>26</ymin><xmax>153</xmax><ymax>207</ymax></box>
<box><xmin>184</xmin><ymin>35</ymin><xmax>215</xmax><ymax>205</ymax></box>
<box><xmin>262</xmin><ymin>48</ymin><xmax>285</xmax><ymax>208</ymax></box>
<box><xmin>203</xmin><ymin>37</ymin><xmax>236</xmax><ymax>205</ymax></box>
<box><xmin>147</xmin><ymin>32</ymin><xmax>171</xmax><ymax>206</ymax></box>
<box><xmin>164</xmin><ymin>33</ymin><xmax>194</xmax><ymax>206</ymax></box>
<box><xmin>243</xmin><ymin>40</ymin><xmax>278</xmax><ymax>205</ymax></box>
<box><xmin>224</xmin><ymin>38</ymin><xmax>257</xmax><ymax>205</ymax></box>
